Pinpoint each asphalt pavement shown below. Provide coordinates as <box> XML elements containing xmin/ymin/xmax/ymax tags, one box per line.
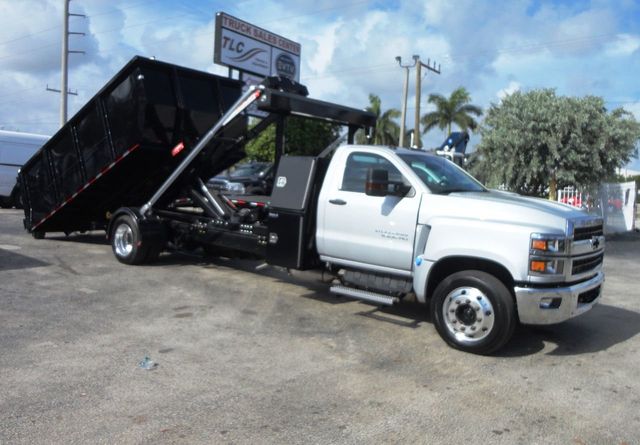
<box><xmin>1</xmin><ymin>208</ymin><xmax>639</xmax><ymax>444</ymax></box>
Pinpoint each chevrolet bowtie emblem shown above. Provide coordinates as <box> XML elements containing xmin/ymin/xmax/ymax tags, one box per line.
<box><xmin>591</xmin><ymin>237</ymin><xmax>600</xmax><ymax>250</ymax></box>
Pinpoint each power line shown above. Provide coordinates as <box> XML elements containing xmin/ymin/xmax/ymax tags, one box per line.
<box><xmin>0</xmin><ymin>42</ymin><xmax>59</xmax><ymax>61</ymax></box>
<box><xmin>0</xmin><ymin>0</ymin><xmax>164</xmax><ymax>47</ymax></box>
<box><xmin>257</xmin><ymin>0</ymin><xmax>370</xmax><ymax>26</ymax></box>
<box><xmin>0</xmin><ymin>25</ymin><xmax>60</xmax><ymax>48</ymax></box>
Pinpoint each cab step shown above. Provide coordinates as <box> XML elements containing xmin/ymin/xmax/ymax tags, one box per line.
<box><xmin>330</xmin><ymin>285</ymin><xmax>399</xmax><ymax>306</ymax></box>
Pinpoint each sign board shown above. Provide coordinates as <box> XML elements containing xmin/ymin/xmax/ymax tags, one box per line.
<box><xmin>214</xmin><ymin>12</ymin><xmax>301</xmax><ymax>82</ymax></box>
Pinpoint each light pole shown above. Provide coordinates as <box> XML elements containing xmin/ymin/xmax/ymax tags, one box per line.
<box><xmin>396</xmin><ymin>55</ymin><xmax>418</xmax><ymax>147</ymax></box>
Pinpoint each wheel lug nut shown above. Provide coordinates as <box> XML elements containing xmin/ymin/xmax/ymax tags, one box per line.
<box><xmin>471</xmin><ymin>326</ymin><xmax>476</xmax><ymax>331</ymax></box>
<box><xmin>455</xmin><ymin>300</ymin><xmax>461</xmax><ymax>305</ymax></box>
<box><xmin>476</xmin><ymin>296</ymin><xmax>482</xmax><ymax>301</ymax></box>
<box><xmin>482</xmin><ymin>327</ymin><xmax>488</xmax><ymax>331</ymax></box>
<box><xmin>460</xmin><ymin>327</ymin><xmax>465</xmax><ymax>331</ymax></box>
<box><xmin>450</xmin><ymin>309</ymin><xmax>455</xmax><ymax>313</ymax></box>
<box><xmin>461</xmin><ymin>290</ymin><xmax>467</xmax><ymax>295</ymax></box>
<box><xmin>465</xmin><ymin>299</ymin><xmax>470</xmax><ymax>304</ymax></box>
<box><xmin>477</xmin><ymin>318</ymin><xmax>482</xmax><ymax>322</ymax></box>
<box><xmin>485</xmin><ymin>311</ymin><xmax>492</xmax><ymax>316</ymax></box>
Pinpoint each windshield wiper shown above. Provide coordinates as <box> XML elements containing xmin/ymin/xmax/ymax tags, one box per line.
<box><xmin>440</xmin><ymin>188</ymin><xmax>485</xmax><ymax>195</ymax></box>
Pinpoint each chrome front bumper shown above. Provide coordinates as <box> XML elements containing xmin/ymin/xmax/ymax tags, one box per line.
<box><xmin>514</xmin><ymin>272</ymin><xmax>604</xmax><ymax>325</ymax></box>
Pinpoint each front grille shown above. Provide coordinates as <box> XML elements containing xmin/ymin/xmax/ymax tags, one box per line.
<box><xmin>574</xmin><ymin>224</ymin><xmax>604</xmax><ymax>241</ymax></box>
<box><xmin>572</xmin><ymin>253</ymin><xmax>604</xmax><ymax>275</ymax></box>
<box><xmin>578</xmin><ymin>286</ymin><xmax>600</xmax><ymax>304</ymax></box>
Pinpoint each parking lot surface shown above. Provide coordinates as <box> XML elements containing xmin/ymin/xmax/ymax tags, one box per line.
<box><xmin>1</xmin><ymin>208</ymin><xmax>640</xmax><ymax>444</ymax></box>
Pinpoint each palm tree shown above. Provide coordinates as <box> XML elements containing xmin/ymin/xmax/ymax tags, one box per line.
<box><xmin>421</xmin><ymin>87</ymin><xmax>483</xmax><ymax>136</ymax></box>
<box><xmin>357</xmin><ymin>94</ymin><xmax>401</xmax><ymax>145</ymax></box>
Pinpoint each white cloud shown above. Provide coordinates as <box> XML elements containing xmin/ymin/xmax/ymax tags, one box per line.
<box><xmin>622</xmin><ymin>101</ymin><xmax>640</xmax><ymax>121</ymax></box>
<box><xmin>497</xmin><ymin>81</ymin><xmax>521</xmax><ymax>101</ymax></box>
<box><xmin>307</xmin><ymin>20</ymin><xmax>343</xmax><ymax>74</ymax></box>
<box><xmin>0</xmin><ymin>0</ymin><xmax>639</xmax><ymax>166</ymax></box>
<box><xmin>605</xmin><ymin>33</ymin><xmax>640</xmax><ymax>56</ymax></box>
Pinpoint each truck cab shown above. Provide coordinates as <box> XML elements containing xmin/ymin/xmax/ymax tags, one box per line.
<box><xmin>314</xmin><ymin>145</ymin><xmax>604</xmax><ymax>353</ymax></box>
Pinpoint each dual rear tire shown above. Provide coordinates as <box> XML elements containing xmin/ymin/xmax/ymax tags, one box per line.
<box><xmin>111</xmin><ymin>215</ymin><xmax>162</xmax><ymax>265</ymax></box>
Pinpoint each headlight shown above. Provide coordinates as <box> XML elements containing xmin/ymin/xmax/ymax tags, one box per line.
<box><xmin>530</xmin><ymin>233</ymin><xmax>567</xmax><ymax>254</ymax></box>
<box><xmin>224</xmin><ymin>182</ymin><xmax>246</xmax><ymax>194</ymax></box>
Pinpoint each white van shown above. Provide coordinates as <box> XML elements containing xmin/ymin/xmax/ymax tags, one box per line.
<box><xmin>0</xmin><ymin>130</ymin><xmax>50</xmax><ymax>208</ymax></box>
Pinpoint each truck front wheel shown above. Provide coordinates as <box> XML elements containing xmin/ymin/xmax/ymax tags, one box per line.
<box><xmin>430</xmin><ymin>270</ymin><xmax>516</xmax><ymax>355</ymax></box>
<box><xmin>111</xmin><ymin>215</ymin><xmax>149</xmax><ymax>265</ymax></box>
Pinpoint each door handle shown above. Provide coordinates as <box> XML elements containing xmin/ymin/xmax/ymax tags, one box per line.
<box><xmin>329</xmin><ymin>198</ymin><xmax>347</xmax><ymax>205</ymax></box>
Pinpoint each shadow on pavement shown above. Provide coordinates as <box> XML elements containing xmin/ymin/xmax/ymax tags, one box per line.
<box><xmin>499</xmin><ymin>303</ymin><xmax>640</xmax><ymax>357</ymax></box>
<box><xmin>0</xmin><ymin>249</ymin><xmax>50</xmax><ymax>271</ymax></box>
<box><xmin>34</xmin><ymin>238</ymin><xmax>640</xmax><ymax>358</ymax></box>
<box><xmin>47</xmin><ymin>233</ymin><xmax>109</xmax><ymax>245</ymax></box>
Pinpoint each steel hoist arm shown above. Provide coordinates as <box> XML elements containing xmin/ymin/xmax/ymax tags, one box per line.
<box><xmin>140</xmin><ymin>85</ymin><xmax>264</xmax><ymax>217</ymax></box>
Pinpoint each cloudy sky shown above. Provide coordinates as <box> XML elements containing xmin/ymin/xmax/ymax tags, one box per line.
<box><xmin>1</xmin><ymin>0</ymin><xmax>639</xmax><ymax>169</ymax></box>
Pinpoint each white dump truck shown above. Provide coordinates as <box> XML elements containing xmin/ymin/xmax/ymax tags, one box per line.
<box><xmin>23</xmin><ymin>57</ymin><xmax>604</xmax><ymax>354</ymax></box>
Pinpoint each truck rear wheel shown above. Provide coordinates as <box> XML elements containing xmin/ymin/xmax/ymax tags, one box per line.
<box><xmin>430</xmin><ymin>270</ymin><xmax>516</xmax><ymax>355</ymax></box>
<box><xmin>111</xmin><ymin>215</ymin><xmax>150</xmax><ymax>265</ymax></box>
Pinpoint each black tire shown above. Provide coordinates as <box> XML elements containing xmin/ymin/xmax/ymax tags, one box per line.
<box><xmin>0</xmin><ymin>196</ymin><xmax>10</xmax><ymax>208</ymax></box>
<box><xmin>430</xmin><ymin>270</ymin><xmax>516</xmax><ymax>355</ymax></box>
<box><xmin>110</xmin><ymin>215</ymin><xmax>149</xmax><ymax>265</ymax></box>
<box><xmin>32</xmin><ymin>230</ymin><xmax>45</xmax><ymax>240</ymax></box>
<box><xmin>144</xmin><ymin>244</ymin><xmax>162</xmax><ymax>263</ymax></box>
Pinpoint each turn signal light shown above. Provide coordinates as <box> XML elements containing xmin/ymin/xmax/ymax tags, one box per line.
<box><xmin>530</xmin><ymin>234</ymin><xmax>566</xmax><ymax>253</ymax></box>
<box><xmin>529</xmin><ymin>259</ymin><xmax>564</xmax><ymax>275</ymax></box>
<box><xmin>530</xmin><ymin>260</ymin><xmax>547</xmax><ymax>272</ymax></box>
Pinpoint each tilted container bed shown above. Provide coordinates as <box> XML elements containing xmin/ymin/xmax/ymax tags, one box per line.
<box><xmin>21</xmin><ymin>56</ymin><xmax>245</xmax><ymax>235</ymax></box>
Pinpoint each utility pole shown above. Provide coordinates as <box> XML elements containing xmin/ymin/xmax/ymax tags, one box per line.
<box><xmin>60</xmin><ymin>0</ymin><xmax>70</xmax><ymax>127</ymax></box>
<box><xmin>395</xmin><ymin>55</ymin><xmax>418</xmax><ymax>147</ymax></box>
<box><xmin>50</xmin><ymin>0</ymin><xmax>85</xmax><ymax>127</ymax></box>
<box><xmin>414</xmin><ymin>57</ymin><xmax>440</xmax><ymax>148</ymax></box>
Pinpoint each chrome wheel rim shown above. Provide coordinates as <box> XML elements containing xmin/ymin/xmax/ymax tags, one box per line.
<box><xmin>442</xmin><ymin>286</ymin><xmax>495</xmax><ymax>344</ymax></box>
<box><xmin>114</xmin><ymin>224</ymin><xmax>134</xmax><ymax>257</ymax></box>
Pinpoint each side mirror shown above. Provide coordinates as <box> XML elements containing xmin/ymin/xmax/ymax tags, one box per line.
<box><xmin>365</xmin><ymin>168</ymin><xmax>389</xmax><ymax>196</ymax></box>
<box><xmin>365</xmin><ymin>168</ymin><xmax>411</xmax><ymax>197</ymax></box>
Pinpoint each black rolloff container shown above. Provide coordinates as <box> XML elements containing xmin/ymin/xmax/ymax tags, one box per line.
<box><xmin>266</xmin><ymin>156</ymin><xmax>328</xmax><ymax>270</ymax></box>
<box><xmin>21</xmin><ymin>56</ymin><xmax>245</xmax><ymax>234</ymax></box>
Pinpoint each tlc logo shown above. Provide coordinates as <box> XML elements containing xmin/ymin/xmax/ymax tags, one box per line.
<box><xmin>223</xmin><ymin>37</ymin><xmax>244</xmax><ymax>53</ymax></box>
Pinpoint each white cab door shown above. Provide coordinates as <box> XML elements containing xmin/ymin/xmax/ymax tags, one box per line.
<box><xmin>318</xmin><ymin>151</ymin><xmax>420</xmax><ymax>272</ymax></box>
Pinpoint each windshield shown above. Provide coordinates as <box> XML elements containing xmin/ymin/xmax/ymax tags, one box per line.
<box><xmin>398</xmin><ymin>153</ymin><xmax>486</xmax><ymax>194</ymax></box>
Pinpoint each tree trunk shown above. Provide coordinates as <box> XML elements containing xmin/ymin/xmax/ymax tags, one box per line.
<box><xmin>548</xmin><ymin>171</ymin><xmax>557</xmax><ymax>201</ymax></box>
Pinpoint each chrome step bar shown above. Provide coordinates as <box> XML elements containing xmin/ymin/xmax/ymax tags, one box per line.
<box><xmin>330</xmin><ymin>285</ymin><xmax>398</xmax><ymax>306</ymax></box>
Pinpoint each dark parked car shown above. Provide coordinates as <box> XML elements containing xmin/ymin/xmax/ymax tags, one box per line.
<box><xmin>207</xmin><ymin>161</ymin><xmax>273</xmax><ymax>195</ymax></box>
